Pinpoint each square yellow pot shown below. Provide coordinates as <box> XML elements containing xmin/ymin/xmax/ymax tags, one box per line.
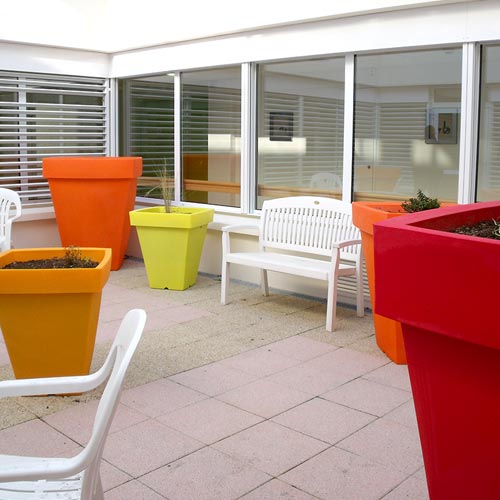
<box><xmin>130</xmin><ymin>207</ymin><xmax>214</xmax><ymax>290</ymax></box>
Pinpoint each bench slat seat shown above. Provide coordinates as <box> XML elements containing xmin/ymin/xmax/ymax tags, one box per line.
<box><xmin>221</xmin><ymin>196</ymin><xmax>365</xmax><ymax>332</ymax></box>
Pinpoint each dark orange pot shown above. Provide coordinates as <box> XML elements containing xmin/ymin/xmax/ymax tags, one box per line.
<box><xmin>43</xmin><ymin>157</ymin><xmax>142</xmax><ymax>270</ymax></box>
<box><xmin>352</xmin><ymin>202</ymin><xmax>408</xmax><ymax>364</ymax></box>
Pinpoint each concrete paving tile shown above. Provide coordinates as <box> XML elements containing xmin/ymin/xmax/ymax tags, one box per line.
<box><xmin>0</xmin><ymin>419</ymin><xmax>77</xmax><ymax>456</ymax></box>
<box><xmin>120</xmin><ymin>379</ymin><xmax>207</xmax><ymax>418</ymax></box>
<box><xmin>267</xmin><ymin>335</ymin><xmax>338</xmax><ymax>361</ymax></box>
<box><xmin>281</xmin><ymin>446</ymin><xmax>407</xmax><ymax>500</ymax></box>
<box><xmin>337</xmin><ymin>417</ymin><xmax>424</xmax><ymax>474</ymax></box>
<box><xmin>169</xmin><ymin>361</ymin><xmax>259</xmax><ymax>396</ymax></box>
<box><xmin>217</xmin><ymin>379</ymin><xmax>312</xmax><ymax>418</ymax></box>
<box><xmin>323</xmin><ymin>378</ymin><xmax>412</xmax><ymax>417</ymax></box>
<box><xmin>384</xmin><ymin>399</ymin><xmax>419</xmax><ymax>429</ymax></box>
<box><xmin>272</xmin><ymin>397</ymin><xmax>375</xmax><ymax>444</ymax></box>
<box><xmin>241</xmin><ymin>479</ymin><xmax>317</xmax><ymax>499</ymax></box>
<box><xmin>141</xmin><ymin>446</ymin><xmax>270</xmax><ymax>500</ymax></box>
<box><xmin>382</xmin><ymin>474</ymin><xmax>430</xmax><ymax>500</ymax></box>
<box><xmin>43</xmin><ymin>400</ymin><xmax>148</xmax><ymax>445</ymax></box>
<box><xmin>103</xmin><ymin>419</ymin><xmax>204</xmax><ymax>477</ymax></box>
<box><xmin>265</xmin><ymin>361</ymin><xmax>355</xmax><ymax>396</ymax></box>
<box><xmin>363</xmin><ymin>362</ymin><xmax>412</xmax><ymax>392</ymax></box>
<box><xmin>157</xmin><ymin>398</ymin><xmax>263</xmax><ymax>444</ymax></box>
<box><xmin>105</xmin><ymin>479</ymin><xmax>166</xmax><ymax>499</ymax></box>
<box><xmin>212</xmin><ymin>421</ymin><xmax>329</xmax><ymax>476</ymax></box>
<box><xmin>100</xmin><ymin>460</ymin><xmax>132</xmax><ymax>493</ymax></box>
<box><xmin>220</xmin><ymin>345</ymin><xmax>303</xmax><ymax>376</ymax></box>
<box><xmin>308</xmin><ymin>347</ymin><xmax>390</xmax><ymax>379</ymax></box>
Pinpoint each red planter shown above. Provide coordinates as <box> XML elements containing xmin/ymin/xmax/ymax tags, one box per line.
<box><xmin>43</xmin><ymin>157</ymin><xmax>142</xmax><ymax>270</ymax></box>
<box><xmin>373</xmin><ymin>201</ymin><xmax>500</xmax><ymax>500</ymax></box>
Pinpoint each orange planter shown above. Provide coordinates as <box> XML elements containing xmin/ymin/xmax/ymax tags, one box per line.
<box><xmin>0</xmin><ymin>247</ymin><xmax>111</xmax><ymax>379</ymax></box>
<box><xmin>352</xmin><ymin>202</ymin><xmax>408</xmax><ymax>364</ymax></box>
<box><xmin>43</xmin><ymin>157</ymin><xmax>142</xmax><ymax>270</ymax></box>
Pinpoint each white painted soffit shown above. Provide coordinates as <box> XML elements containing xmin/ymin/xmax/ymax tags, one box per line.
<box><xmin>0</xmin><ymin>0</ymin><xmax>471</xmax><ymax>53</ymax></box>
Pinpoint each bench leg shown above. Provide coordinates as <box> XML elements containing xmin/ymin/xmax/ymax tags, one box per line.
<box><xmin>221</xmin><ymin>260</ymin><xmax>230</xmax><ymax>305</ymax></box>
<box><xmin>355</xmin><ymin>269</ymin><xmax>365</xmax><ymax>317</ymax></box>
<box><xmin>326</xmin><ymin>277</ymin><xmax>337</xmax><ymax>332</ymax></box>
<box><xmin>261</xmin><ymin>269</ymin><xmax>269</xmax><ymax>296</ymax></box>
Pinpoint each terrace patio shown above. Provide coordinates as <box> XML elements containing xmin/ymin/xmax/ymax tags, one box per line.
<box><xmin>0</xmin><ymin>259</ymin><xmax>427</xmax><ymax>499</ymax></box>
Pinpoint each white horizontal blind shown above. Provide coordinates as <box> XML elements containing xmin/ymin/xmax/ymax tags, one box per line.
<box><xmin>485</xmin><ymin>102</ymin><xmax>500</xmax><ymax>188</ymax></box>
<box><xmin>120</xmin><ymin>79</ymin><xmax>174</xmax><ymax>196</ymax></box>
<box><xmin>259</xmin><ymin>92</ymin><xmax>344</xmax><ymax>186</ymax></box>
<box><xmin>0</xmin><ymin>71</ymin><xmax>107</xmax><ymax>206</ymax></box>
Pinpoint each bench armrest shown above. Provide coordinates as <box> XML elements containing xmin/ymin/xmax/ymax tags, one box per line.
<box><xmin>221</xmin><ymin>224</ymin><xmax>260</xmax><ymax>234</ymax></box>
<box><xmin>332</xmin><ymin>238</ymin><xmax>362</xmax><ymax>249</ymax></box>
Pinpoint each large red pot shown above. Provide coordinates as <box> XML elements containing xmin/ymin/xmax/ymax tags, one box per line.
<box><xmin>374</xmin><ymin>201</ymin><xmax>500</xmax><ymax>499</ymax></box>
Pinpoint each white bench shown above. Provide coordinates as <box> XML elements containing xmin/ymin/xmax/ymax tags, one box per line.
<box><xmin>221</xmin><ymin>196</ymin><xmax>364</xmax><ymax>331</ymax></box>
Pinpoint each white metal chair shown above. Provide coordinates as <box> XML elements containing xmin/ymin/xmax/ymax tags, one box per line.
<box><xmin>0</xmin><ymin>188</ymin><xmax>22</xmax><ymax>252</ymax></box>
<box><xmin>309</xmin><ymin>172</ymin><xmax>342</xmax><ymax>192</ymax></box>
<box><xmin>0</xmin><ymin>308</ymin><xmax>147</xmax><ymax>500</ymax></box>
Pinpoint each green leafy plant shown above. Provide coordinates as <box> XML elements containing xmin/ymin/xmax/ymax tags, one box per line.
<box><xmin>401</xmin><ymin>189</ymin><xmax>441</xmax><ymax>213</ymax></box>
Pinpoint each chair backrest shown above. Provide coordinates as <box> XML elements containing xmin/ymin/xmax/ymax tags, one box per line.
<box><xmin>260</xmin><ymin>196</ymin><xmax>360</xmax><ymax>261</ymax></box>
<box><xmin>310</xmin><ymin>172</ymin><xmax>342</xmax><ymax>191</ymax></box>
<box><xmin>78</xmin><ymin>308</ymin><xmax>146</xmax><ymax>497</ymax></box>
<box><xmin>0</xmin><ymin>188</ymin><xmax>22</xmax><ymax>252</ymax></box>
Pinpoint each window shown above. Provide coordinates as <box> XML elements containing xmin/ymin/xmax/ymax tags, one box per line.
<box><xmin>354</xmin><ymin>49</ymin><xmax>462</xmax><ymax>202</ymax></box>
<box><xmin>0</xmin><ymin>71</ymin><xmax>107</xmax><ymax>206</ymax></box>
<box><xmin>181</xmin><ymin>67</ymin><xmax>241</xmax><ymax>207</ymax></box>
<box><xmin>119</xmin><ymin>75</ymin><xmax>174</xmax><ymax>200</ymax></box>
<box><xmin>477</xmin><ymin>44</ymin><xmax>500</xmax><ymax>201</ymax></box>
<box><xmin>256</xmin><ymin>58</ymin><xmax>344</xmax><ymax>208</ymax></box>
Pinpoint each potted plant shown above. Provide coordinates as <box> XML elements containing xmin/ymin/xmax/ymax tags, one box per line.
<box><xmin>373</xmin><ymin>201</ymin><xmax>500</xmax><ymax>499</ymax></box>
<box><xmin>43</xmin><ymin>156</ymin><xmax>143</xmax><ymax>271</ymax></box>
<box><xmin>129</xmin><ymin>169</ymin><xmax>213</xmax><ymax>290</ymax></box>
<box><xmin>352</xmin><ymin>190</ymin><xmax>441</xmax><ymax>364</ymax></box>
<box><xmin>0</xmin><ymin>246</ymin><xmax>111</xmax><ymax>379</ymax></box>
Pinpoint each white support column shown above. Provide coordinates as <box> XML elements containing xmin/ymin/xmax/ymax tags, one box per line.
<box><xmin>240</xmin><ymin>63</ymin><xmax>256</xmax><ymax>214</ymax></box>
<box><xmin>458</xmin><ymin>43</ymin><xmax>481</xmax><ymax>204</ymax></box>
<box><xmin>343</xmin><ymin>54</ymin><xmax>355</xmax><ymax>203</ymax></box>
<box><xmin>174</xmin><ymin>72</ymin><xmax>182</xmax><ymax>203</ymax></box>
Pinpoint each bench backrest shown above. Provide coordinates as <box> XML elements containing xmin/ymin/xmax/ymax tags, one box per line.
<box><xmin>259</xmin><ymin>196</ymin><xmax>361</xmax><ymax>261</ymax></box>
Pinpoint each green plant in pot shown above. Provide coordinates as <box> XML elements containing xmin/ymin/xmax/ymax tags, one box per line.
<box><xmin>129</xmin><ymin>166</ymin><xmax>214</xmax><ymax>290</ymax></box>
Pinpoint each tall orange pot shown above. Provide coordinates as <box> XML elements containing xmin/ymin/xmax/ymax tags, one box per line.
<box><xmin>0</xmin><ymin>247</ymin><xmax>111</xmax><ymax>379</ymax></box>
<box><xmin>43</xmin><ymin>157</ymin><xmax>142</xmax><ymax>270</ymax></box>
<box><xmin>352</xmin><ymin>202</ymin><xmax>408</xmax><ymax>364</ymax></box>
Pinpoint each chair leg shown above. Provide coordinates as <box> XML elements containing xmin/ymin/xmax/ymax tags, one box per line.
<box><xmin>261</xmin><ymin>269</ymin><xmax>269</xmax><ymax>296</ymax></box>
<box><xmin>93</xmin><ymin>474</ymin><xmax>104</xmax><ymax>500</ymax></box>
<box><xmin>221</xmin><ymin>261</ymin><xmax>230</xmax><ymax>305</ymax></box>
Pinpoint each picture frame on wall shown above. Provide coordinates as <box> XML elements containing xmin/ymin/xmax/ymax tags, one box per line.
<box><xmin>269</xmin><ymin>111</ymin><xmax>294</xmax><ymax>142</ymax></box>
<box><xmin>425</xmin><ymin>108</ymin><xmax>458</xmax><ymax>144</ymax></box>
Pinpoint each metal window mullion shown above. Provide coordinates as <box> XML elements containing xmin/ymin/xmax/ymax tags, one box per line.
<box><xmin>342</xmin><ymin>54</ymin><xmax>354</xmax><ymax>203</ymax></box>
<box><xmin>241</xmin><ymin>63</ymin><xmax>255</xmax><ymax>214</ymax></box>
<box><xmin>174</xmin><ymin>72</ymin><xmax>181</xmax><ymax>203</ymax></box>
<box><xmin>458</xmin><ymin>42</ymin><xmax>481</xmax><ymax>204</ymax></box>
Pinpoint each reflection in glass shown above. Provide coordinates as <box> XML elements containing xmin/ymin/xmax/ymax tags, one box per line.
<box><xmin>256</xmin><ymin>58</ymin><xmax>344</xmax><ymax>208</ymax></box>
<box><xmin>181</xmin><ymin>67</ymin><xmax>241</xmax><ymax>207</ymax></box>
<box><xmin>477</xmin><ymin>45</ymin><xmax>500</xmax><ymax>201</ymax></box>
<box><xmin>354</xmin><ymin>49</ymin><xmax>462</xmax><ymax>203</ymax></box>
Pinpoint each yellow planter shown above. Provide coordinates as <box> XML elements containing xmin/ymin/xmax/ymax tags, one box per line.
<box><xmin>0</xmin><ymin>248</ymin><xmax>111</xmax><ymax>379</ymax></box>
<box><xmin>130</xmin><ymin>207</ymin><xmax>214</xmax><ymax>290</ymax></box>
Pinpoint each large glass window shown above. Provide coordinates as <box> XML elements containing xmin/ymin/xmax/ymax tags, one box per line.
<box><xmin>181</xmin><ymin>67</ymin><xmax>241</xmax><ymax>207</ymax></box>
<box><xmin>256</xmin><ymin>58</ymin><xmax>344</xmax><ymax>208</ymax></box>
<box><xmin>119</xmin><ymin>74</ymin><xmax>174</xmax><ymax>200</ymax></box>
<box><xmin>477</xmin><ymin>45</ymin><xmax>500</xmax><ymax>201</ymax></box>
<box><xmin>354</xmin><ymin>48</ymin><xmax>462</xmax><ymax>203</ymax></box>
